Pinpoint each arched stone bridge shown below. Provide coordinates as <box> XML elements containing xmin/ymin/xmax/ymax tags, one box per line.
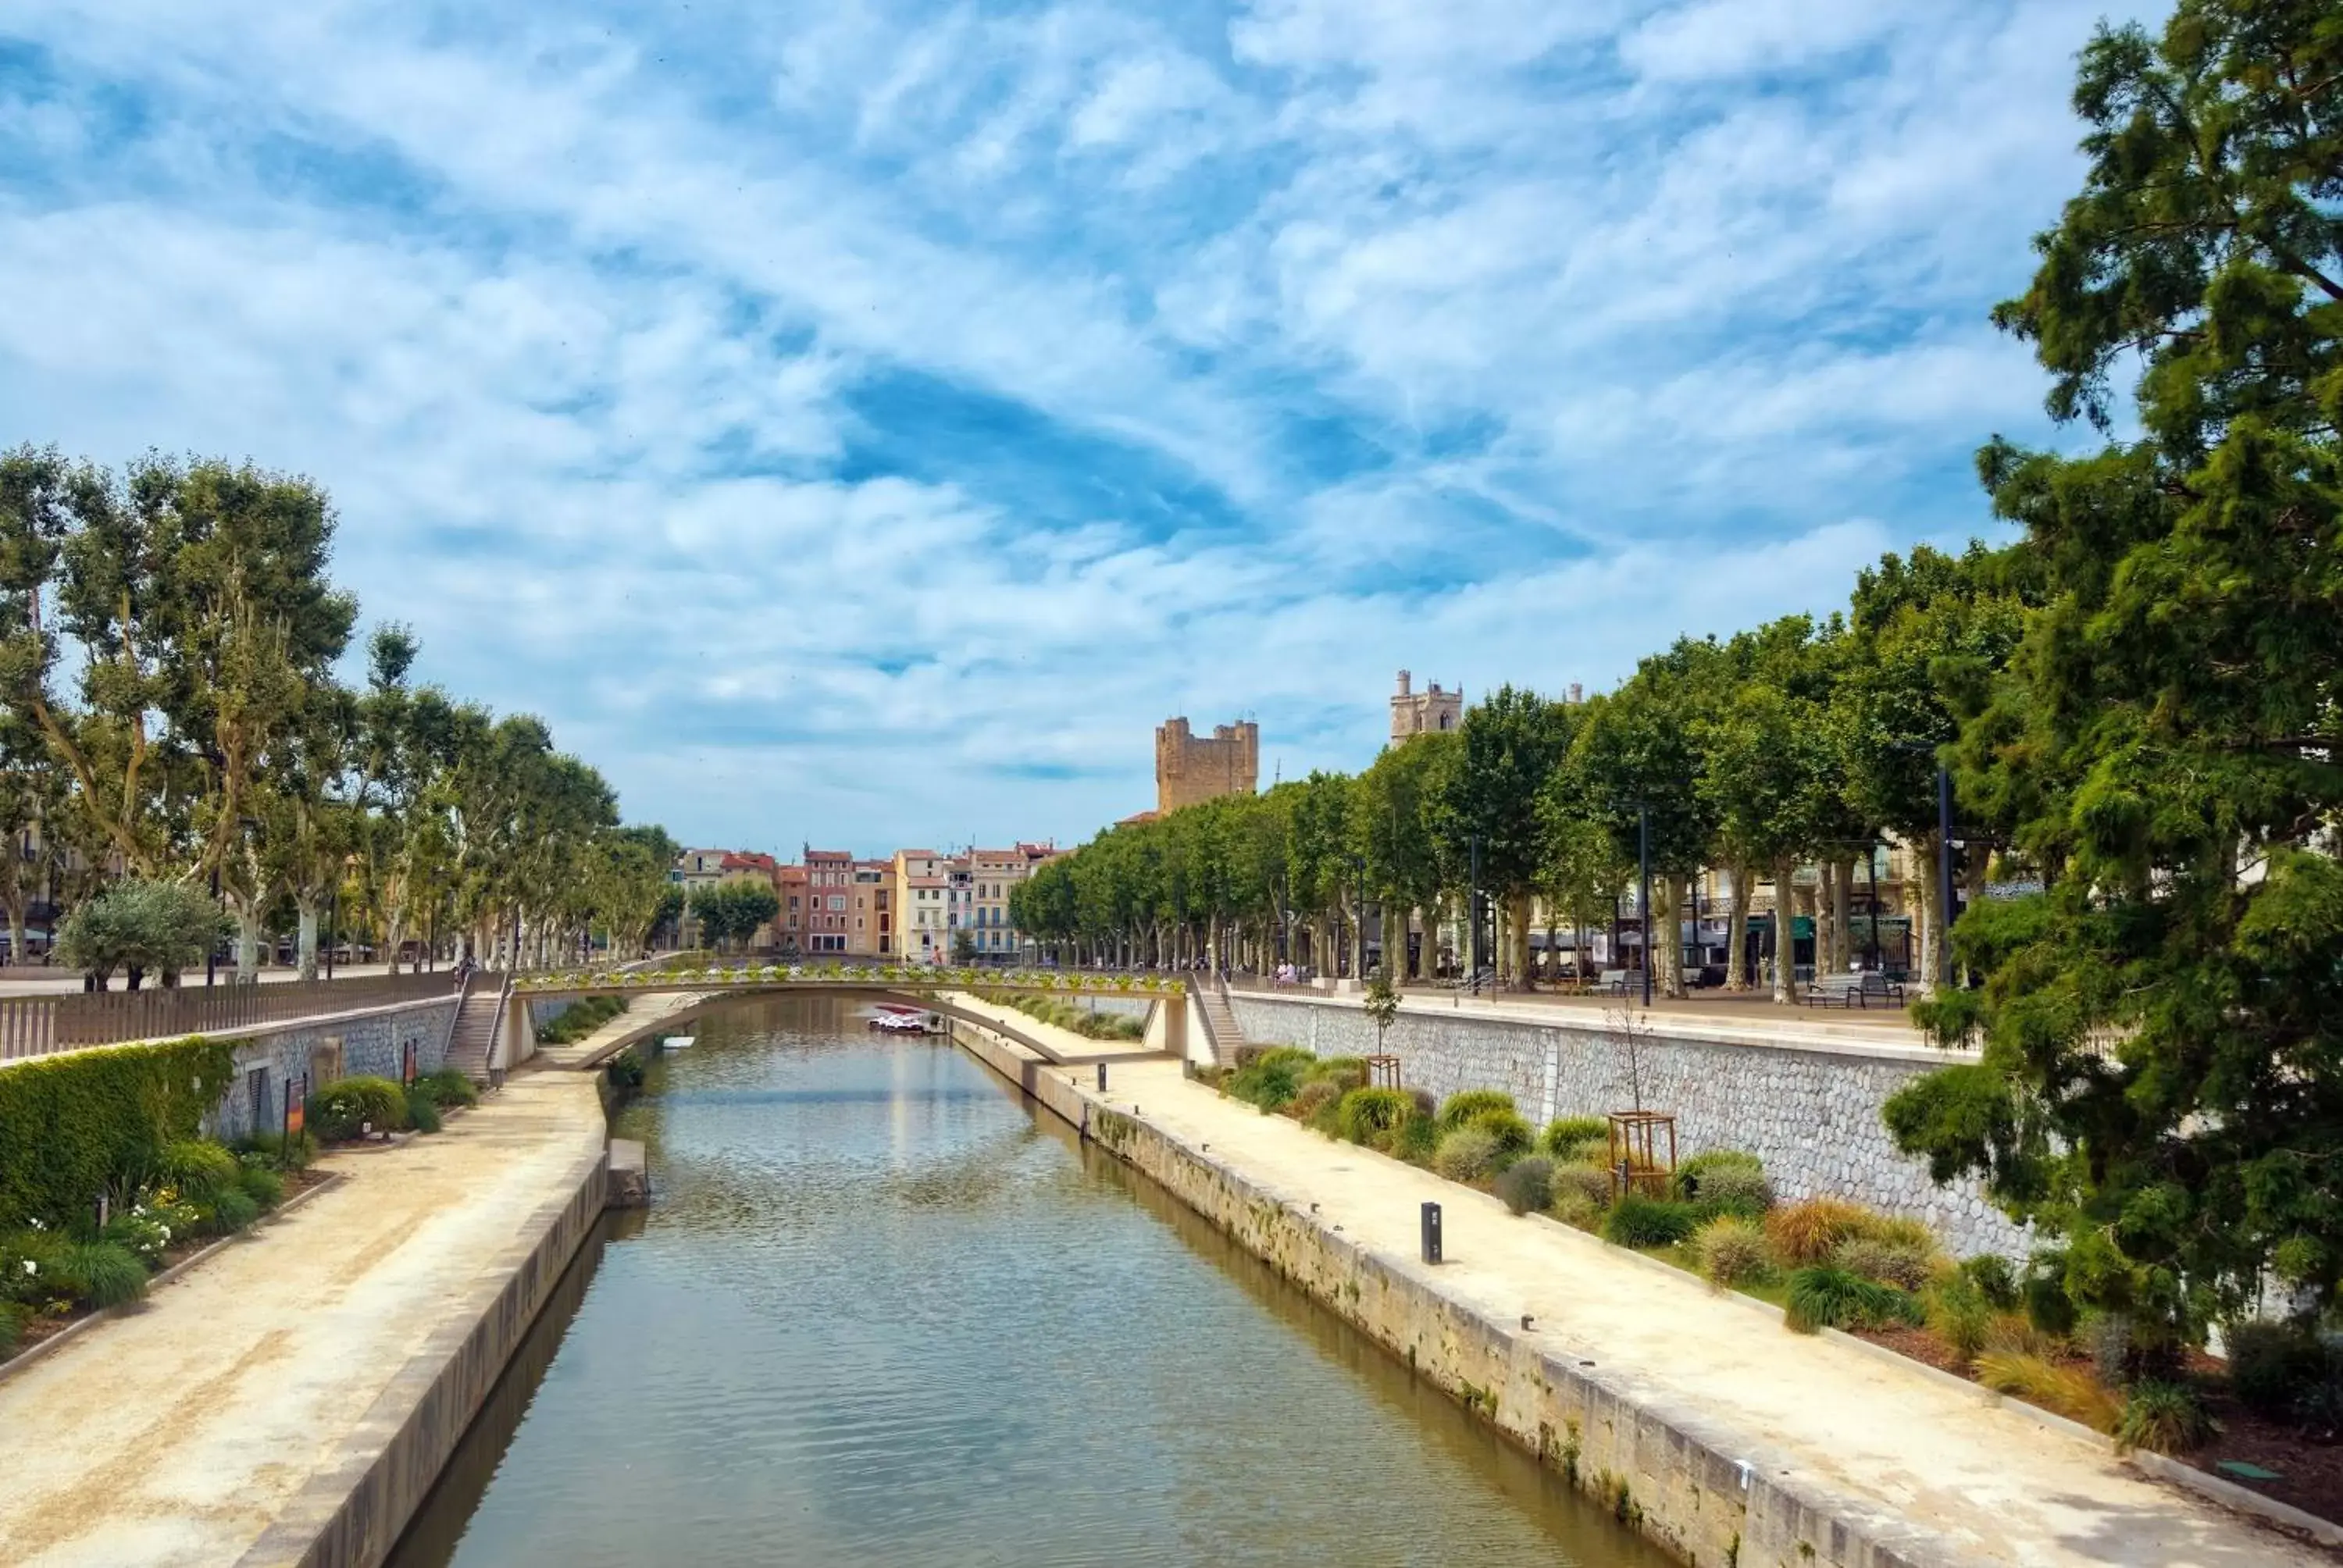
<box><xmin>507</xmin><ymin>968</ymin><xmax>1192</xmax><ymax>1069</ymax></box>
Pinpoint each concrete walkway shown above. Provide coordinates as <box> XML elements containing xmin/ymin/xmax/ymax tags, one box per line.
<box><xmin>530</xmin><ymin>989</ymin><xmax>710</xmax><ymax>1070</ymax></box>
<box><xmin>999</xmin><ymin>1046</ymin><xmax>2318</xmax><ymax>1567</ymax></box>
<box><xmin>0</xmin><ymin>1072</ymin><xmax>605</xmax><ymax>1567</ymax></box>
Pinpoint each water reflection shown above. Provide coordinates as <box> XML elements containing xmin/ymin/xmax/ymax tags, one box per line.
<box><xmin>392</xmin><ymin>996</ymin><xmax>1665</xmax><ymax>1568</ymax></box>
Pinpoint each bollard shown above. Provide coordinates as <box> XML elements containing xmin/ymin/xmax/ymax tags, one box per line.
<box><xmin>1097</xmin><ymin>1061</ymin><xmax>1107</xmax><ymax>1091</ymax></box>
<box><xmin>1421</xmin><ymin>1200</ymin><xmax>1443</xmax><ymax>1263</ymax></box>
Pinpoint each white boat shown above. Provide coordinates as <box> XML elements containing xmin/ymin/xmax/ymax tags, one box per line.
<box><xmin>662</xmin><ymin>1035</ymin><xmax>696</xmax><ymax>1050</ymax></box>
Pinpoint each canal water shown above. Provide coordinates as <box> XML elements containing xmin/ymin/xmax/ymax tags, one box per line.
<box><xmin>390</xmin><ymin>996</ymin><xmax>1664</xmax><ymax>1568</ymax></box>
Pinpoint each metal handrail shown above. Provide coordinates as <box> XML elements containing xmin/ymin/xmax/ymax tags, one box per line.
<box><xmin>0</xmin><ymin>969</ymin><xmax>462</xmax><ymax>1064</ymax></box>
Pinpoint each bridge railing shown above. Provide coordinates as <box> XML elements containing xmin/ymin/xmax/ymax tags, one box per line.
<box><xmin>0</xmin><ymin>971</ymin><xmax>463</xmax><ymax>1063</ymax></box>
<box><xmin>511</xmin><ymin>960</ymin><xmax>1191</xmax><ymax>998</ymax></box>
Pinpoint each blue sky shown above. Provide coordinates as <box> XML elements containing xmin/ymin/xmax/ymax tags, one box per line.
<box><xmin>0</xmin><ymin>0</ymin><xmax>2151</xmax><ymax>853</ymax></box>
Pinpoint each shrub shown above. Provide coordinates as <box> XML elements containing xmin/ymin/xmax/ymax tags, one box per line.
<box><xmin>1686</xmin><ymin>1167</ymin><xmax>1774</xmax><ymax>1221</ymax></box>
<box><xmin>1552</xmin><ymin>1162</ymin><xmax>1615</xmax><ymax>1213</ymax></box>
<box><xmin>56</xmin><ymin>1241</ymin><xmax>149</xmax><ymax>1308</ymax></box>
<box><xmin>1959</xmin><ymin>1253</ymin><xmax>2020</xmax><ymax>1310</ymax></box>
<box><xmin>158</xmin><ymin>1139</ymin><xmax>241</xmax><ymax>1198</ymax></box>
<box><xmin>1924</xmin><ymin>1274</ymin><xmax>1995</xmax><ymax>1364</ymax></box>
<box><xmin>1603</xmin><ymin>1196</ymin><xmax>1698</xmax><ymax>1249</ymax></box>
<box><xmin>1290</xmin><ymin>1078</ymin><xmax>1343</xmax><ymax>1132</ymax></box>
<box><xmin>1764</xmin><ymin>1199</ymin><xmax>1874</xmax><ymax>1267</ymax></box>
<box><xmin>1785</xmin><ymin>1266</ymin><xmax>1920</xmax><ymax>1333</ymax></box>
<box><xmin>1335</xmin><ymin>1088</ymin><xmax>1413</xmax><ymax>1147</ymax></box>
<box><xmin>2225</xmin><ymin>1321</ymin><xmax>2338</xmax><ymax>1421</ymax></box>
<box><xmin>1553</xmin><ymin>1136</ymin><xmax>1610</xmax><ymax>1167</ymax></box>
<box><xmin>1303</xmin><ymin>1056</ymin><xmax>1368</xmax><ymax>1092</ymax></box>
<box><xmin>203</xmin><ymin>1186</ymin><xmax>262</xmax><ymax>1235</ymax></box>
<box><xmin>1692</xmin><ymin>1216</ymin><xmax>1771</xmax><ymax>1289</ymax></box>
<box><xmin>414</xmin><ymin>1068</ymin><xmax>480</xmax><ymax>1109</ymax></box>
<box><xmin>1227</xmin><ymin>1059</ymin><xmax>1302</xmax><ymax>1112</ymax></box>
<box><xmin>240</xmin><ymin>1129</ymin><xmax>319</xmax><ymax>1171</ymax></box>
<box><xmin>237</xmin><ymin>1165</ymin><xmax>286</xmax><ymax>1211</ymax></box>
<box><xmin>1495</xmin><ymin>1157</ymin><xmax>1553</xmax><ymax>1216</ymax></box>
<box><xmin>102</xmin><ymin>1210</ymin><xmax>173</xmax><ymax>1266</ymax></box>
<box><xmin>1984</xmin><ymin>1312</ymin><xmax>2058</xmax><ymax>1359</ymax></box>
<box><xmin>0</xmin><ymin>1229</ymin><xmax>67</xmax><ymax>1304</ymax></box>
<box><xmin>308</xmin><ymin>1077</ymin><xmax>408</xmax><ymax>1142</ymax></box>
<box><xmin>1833</xmin><ymin>1236</ymin><xmax>1942</xmax><ymax>1292</ymax></box>
<box><xmin>1438</xmin><ymin>1089</ymin><xmax>1517</xmax><ymax>1132</ymax></box>
<box><xmin>1432</xmin><ymin>1127</ymin><xmax>1501</xmax><ymax>1183</ymax></box>
<box><xmin>1256</xmin><ymin>1046</ymin><xmax>1318</xmax><ymax>1077</ymax></box>
<box><xmin>403</xmin><ymin>1088</ymin><xmax>443</xmax><ymax>1135</ymax></box>
<box><xmin>1676</xmin><ymin>1148</ymin><xmax>1763</xmax><ymax>1185</ymax></box>
<box><xmin>1550</xmin><ymin>1190</ymin><xmax>1600</xmax><ymax>1229</ymax></box>
<box><xmin>606</xmin><ymin>1049</ymin><xmax>647</xmax><ymax>1091</ymax></box>
<box><xmin>1976</xmin><ymin>1352</ymin><xmax>2121</xmax><ymax>1433</ymax></box>
<box><xmin>2117</xmin><ymin>1381</ymin><xmax>2216</xmax><ymax>1455</ymax></box>
<box><xmin>0</xmin><ymin>1299</ymin><xmax>25</xmax><ymax>1354</ymax></box>
<box><xmin>1468</xmin><ymin>1109</ymin><xmax>1535</xmax><ymax>1163</ymax></box>
<box><xmin>1393</xmin><ymin>1111</ymin><xmax>1440</xmax><ymax>1164</ymax></box>
<box><xmin>1542</xmin><ymin>1115</ymin><xmax>1609</xmax><ymax>1155</ymax></box>
<box><xmin>0</xmin><ymin>1035</ymin><xmax>237</xmax><ymax>1228</ymax></box>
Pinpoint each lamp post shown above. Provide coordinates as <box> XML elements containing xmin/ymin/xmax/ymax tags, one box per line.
<box><xmin>1935</xmin><ymin>765</ymin><xmax>1958</xmax><ymax>989</ymax></box>
<box><xmin>1636</xmin><ymin>804</ymin><xmax>1652</xmax><ymax>1010</ymax></box>
<box><xmin>1467</xmin><ymin>834</ymin><xmax>1484</xmax><ymax>995</ymax></box>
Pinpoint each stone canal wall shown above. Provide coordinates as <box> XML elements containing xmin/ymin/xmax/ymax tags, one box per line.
<box><xmin>1229</xmin><ymin>992</ymin><xmax>2026</xmax><ymax>1260</ymax></box>
<box><xmin>948</xmin><ymin>1021</ymin><xmax>1940</xmax><ymax>1568</ymax></box>
<box><xmin>209</xmin><ymin>1000</ymin><xmax>462</xmax><ymax>1142</ymax></box>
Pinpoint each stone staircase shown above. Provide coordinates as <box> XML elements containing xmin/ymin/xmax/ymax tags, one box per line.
<box><xmin>1197</xmin><ymin>982</ymin><xmax>1247</xmax><ymax>1067</ymax></box>
<box><xmin>444</xmin><ymin>976</ymin><xmax>512</xmax><ymax>1086</ymax></box>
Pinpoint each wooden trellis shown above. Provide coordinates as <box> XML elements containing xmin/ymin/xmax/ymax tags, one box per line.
<box><xmin>1365</xmin><ymin>1053</ymin><xmax>1401</xmax><ymax>1089</ymax></box>
<box><xmin>1607</xmin><ymin>1110</ymin><xmax>1678</xmax><ymax>1199</ymax></box>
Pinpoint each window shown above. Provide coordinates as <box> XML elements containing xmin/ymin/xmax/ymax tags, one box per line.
<box><xmin>829</xmin><ymin>895</ymin><xmax>846</xmax><ymax>911</ymax></box>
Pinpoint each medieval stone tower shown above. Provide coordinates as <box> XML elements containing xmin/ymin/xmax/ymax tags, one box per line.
<box><xmin>1155</xmin><ymin>717</ymin><xmax>1260</xmax><ymax>814</ymax></box>
<box><xmin>1389</xmin><ymin>670</ymin><xmax>1463</xmax><ymax>743</ymax></box>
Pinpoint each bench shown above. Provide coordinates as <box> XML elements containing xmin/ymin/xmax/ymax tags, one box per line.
<box><xmin>1597</xmin><ymin>968</ymin><xmax>1631</xmax><ymax>994</ymax></box>
<box><xmin>1803</xmin><ymin>971</ymin><xmax>1906</xmax><ymax>1008</ymax></box>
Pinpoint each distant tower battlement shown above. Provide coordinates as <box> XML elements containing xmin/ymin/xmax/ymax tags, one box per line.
<box><xmin>1156</xmin><ymin>716</ymin><xmax>1260</xmax><ymax>814</ymax></box>
<box><xmin>1390</xmin><ymin>669</ymin><xmax>1463</xmax><ymax>744</ymax></box>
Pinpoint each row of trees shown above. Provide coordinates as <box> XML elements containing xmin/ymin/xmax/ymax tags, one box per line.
<box><xmin>0</xmin><ymin>449</ymin><xmax>679</xmax><ymax>983</ymax></box>
<box><xmin>1025</xmin><ymin>2</ymin><xmax>2343</xmax><ymax>1342</ymax></box>
<box><xmin>1013</xmin><ymin>548</ymin><xmax>2017</xmax><ymax>1003</ymax></box>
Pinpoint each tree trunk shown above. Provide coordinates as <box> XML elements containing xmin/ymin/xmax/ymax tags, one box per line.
<box><xmin>1815</xmin><ymin>862</ymin><xmax>1837</xmax><ymax>981</ymax></box>
<box><xmin>1914</xmin><ymin>831</ymin><xmax>1943</xmax><ymax>991</ymax></box>
<box><xmin>297</xmin><ymin>900</ymin><xmax>320</xmax><ymax>982</ymax></box>
<box><xmin>1771</xmin><ymin>860</ymin><xmax>1799</xmax><ymax>1003</ymax></box>
<box><xmin>1505</xmin><ymin>890</ymin><xmax>1532</xmax><ymax>989</ymax></box>
<box><xmin>1657</xmin><ymin>878</ymin><xmax>1684</xmax><ymax>999</ymax></box>
<box><xmin>237</xmin><ymin>904</ymin><xmax>262</xmax><ymax>982</ymax></box>
<box><xmin>1726</xmin><ymin>861</ymin><xmax>1750</xmax><ymax>989</ymax></box>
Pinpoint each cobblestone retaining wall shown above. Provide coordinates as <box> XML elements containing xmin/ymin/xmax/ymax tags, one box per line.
<box><xmin>207</xmin><ymin>1000</ymin><xmax>461</xmax><ymax>1142</ymax></box>
<box><xmin>1230</xmin><ymin>994</ymin><xmax>2026</xmax><ymax>1260</ymax></box>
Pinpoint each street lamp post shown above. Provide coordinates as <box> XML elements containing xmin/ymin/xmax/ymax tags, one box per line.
<box><xmin>1467</xmin><ymin>834</ymin><xmax>1484</xmax><ymax>995</ymax></box>
<box><xmin>1935</xmin><ymin>766</ymin><xmax>1958</xmax><ymax>989</ymax></box>
<box><xmin>1637</xmin><ymin>804</ymin><xmax>1653</xmax><ymax>1010</ymax></box>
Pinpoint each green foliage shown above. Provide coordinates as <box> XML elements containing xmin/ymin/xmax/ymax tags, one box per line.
<box><xmin>1602</xmin><ymin>1196</ymin><xmax>1699</xmax><ymax>1249</ymax></box>
<box><xmin>1495</xmin><ymin>1157</ymin><xmax>1553</xmax><ymax>1216</ymax></box>
<box><xmin>1692</xmin><ymin>1216</ymin><xmax>1772</xmax><ymax>1289</ymax></box>
<box><xmin>1834</xmin><ymin>1236</ymin><xmax>1942</xmax><ymax>1292</ymax></box>
<box><xmin>605</xmin><ymin>1048</ymin><xmax>647</xmax><ymax>1091</ymax></box>
<box><xmin>236</xmin><ymin>1164</ymin><xmax>285</xmax><ymax>1210</ymax></box>
<box><xmin>1289</xmin><ymin>1078</ymin><xmax>1343</xmax><ymax>1133</ymax></box>
<box><xmin>412</xmin><ymin>1068</ymin><xmax>479</xmax><ymax>1109</ymax></box>
<box><xmin>1334</xmin><ymin>1088</ymin><xmax>1412</xmax><ymax>1147</ymax></box>
<box><xmin>402</xmin><ymin>1087</ymin><xmax>442</xmax><ymax>1135</ymax></box>
<box><xmin>1886</xmin><ymin>5</ymin><xmax>2343</xmax><ymax>1341</ymax></box>
<box><xmin>0</xmin><ymin>1299</ymin><xmax>26</xmax><ymax>1354</ymax></box>
<box><xmin>687</xmin><ymin>878</ymin><xmax>782</xmax><ymax>950</ymax></box>
<box><xmin>55</xmin><ymin>1240</ymin><xmax>148</xmax><ymax>1308</ymax></box>
<box><xmin>204</xmin><ymin>1185</ymin><xmax>261</xmax><ymax>1235</ymax></box>
<box><xmin>1432</xmin><ymin>1127</ymin><xmax>1501</xmax><ymax>1183</ymax></box>
<box><xmin>1542</xmin><ymin>1116</ymin><xmax>1609</xmax><ymax>1155</ymax></box>
<box><xmin>0</xmin><ymin>1035</ymin><xmax>237</xmax><ymax>1228</ymax></box>
<box><xmin>1467</xmin><ymin>1109</ymin><xmax>1535</xmax><ymax>1162</ymax></box>
<box><xmin>1675</xmin><ymin>1150</ymin><xmax>1774</xmax><ymax>1216</ymax></box>
<box><xmin>239</xmin><ymin>1129</ymin><xmax>318</xmax><ymax>1172</ymax></box>
<box><xmin>1552</xmin><ymin>1162</ymin><xmax>1615</xmax><ymax>1214</ymax></box>
<box><xmin>2117</xmin><ymin>1381</ymin><xmax>2215</xmax><ymax>1456</ymax></box>
<box><xmin>1227</xmin><ymin>1058</ymin><xmax>1302</xmax><ymax>1113</ymax></box>
<box><xmin>1924</xmin><ymin>1274</ymin><xmax>1996</xmax><ymax>1364</ymax></box>
<box><xmin>1393</xmin><ymin>1111</ymin><xmax>1440</xmax><ymax>1165</ymax></box>
<box><xmin>158</xmin><ymin>1139</ymin><xmax>240</xmax><ymax>1199</ymax></box>
<box><xmin>1959</xmin><ymin>1253</ymin><xmax>2020</xmax><ymax>1311</ymax></box>
<box><xmin>537</xmin><ymin>994</ymin><xmax>627</xmax><ymax>1044</ymax></box>
<box><xmin>2224</xmin><ymin>1321</ymin><xmax>2343</xmax><ymax>1427</ymax></box>
<box><xmin>307</xmin><ymin>1076</ymin><xmax>408</xmax><ymax>1142</ymax></box>
<box><xmin>1363</xmin><ymin>969</ymin><xmax>1400</xmax><ymax>1039</ymax></box>
<box><xmin>55</xmin><ymin>879</ymin><xmax>232</xmax><ymax>983</ymax></box>
<box><xmin>1785</xmin><ymin>1267</ymin><xmax>1920</xmax><ymax>1335</ymax></box>
<box><xmin>1437</xmin><ymin>1089</ymin><xmax>1517</xmax><ymax>1132</ymax></box>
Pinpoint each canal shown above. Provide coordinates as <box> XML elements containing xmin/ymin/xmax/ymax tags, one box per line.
<box><xmin>390</xmin><ymin>996</ymin><xmax>1665</xmax><ymax>1568</ymax></box>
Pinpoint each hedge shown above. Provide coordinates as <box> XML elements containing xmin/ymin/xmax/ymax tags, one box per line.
<box><xmin>0</xmin><ymin>1035</ymin><xmax>238</xmax><ymax>1228</ymax></box>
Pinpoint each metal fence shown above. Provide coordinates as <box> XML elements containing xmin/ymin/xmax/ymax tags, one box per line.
<box><xmin>0</xmin><ymin>970</ymin><xmax>465</xmax><ymax>1062</ymax></box>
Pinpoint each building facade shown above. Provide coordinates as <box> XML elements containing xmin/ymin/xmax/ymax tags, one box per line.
<box><xmin>1154</xmin><ymin>716</ymin><xmax>1259</xmax><ymax>814</ymax></box>
<box><xmin>1389</xmin><ymin>670</ymin><xmax>1463</xmax><ymax>743</ymax></box>
<box><xmin>803</xmin><ymin>847</ymin><xmax>854</xmax><ymax>953</ymax></box>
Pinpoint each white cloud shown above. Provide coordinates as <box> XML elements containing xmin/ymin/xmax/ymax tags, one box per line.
<box><xmin>0</xmin><ymin>0</ymin><xmax>2134</xmax><ymax>850</ymax></box>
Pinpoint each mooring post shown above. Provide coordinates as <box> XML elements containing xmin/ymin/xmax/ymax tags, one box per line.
<box><xmin>1097</xmin><ymin>1061</ymin><xmax>1107</xmax><ymax>1091</ymax></box>
<box><xmin>1421</xmin><ymin>1201</ymin><xmax>1443</xmax><ymax>1263</ymax></box>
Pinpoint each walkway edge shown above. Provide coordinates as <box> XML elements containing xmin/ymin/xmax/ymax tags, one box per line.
<box><xmin>232</xmin><ymin>1127</ymin><xmax>609</xmax><ymax>1568</ymax></box>
<box><xmin>950</xmin><ymin>1022</ymin><xmax>1952</xmax><ymax>1568</ymax></box>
